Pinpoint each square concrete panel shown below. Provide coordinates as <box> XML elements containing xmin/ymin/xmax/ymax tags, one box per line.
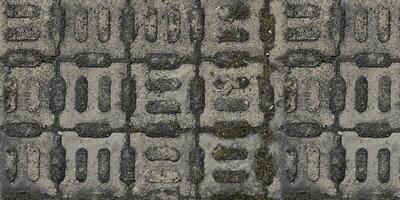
<box><xmin>340</xmin><ymin>132</ymin><xmax>400</xmax><ymax>197</ymax></box>
<box><xmin>60</xmin><ymin>0</ymin><xmax>126</xmax><ymax>59</ymax></box>
<box><xmin>0</xmin><ymin>0</ymin><xmax>60</xmax><ymax>61</ymax></box>
<box><xmin>60</xmin><ymin>132</ymin><xmax>126</xmax><ymax>198</ymax></box>
<box><xmin>59</xmin><ymin>63</ymin><xmax>126</xmax><ymax>130</ymax></box>
<box><xmin>198</xmin><ymin>133</ymin><xmax>265</xmax><ymax>198</ymax></box>
<box><xmin>0</xmin><ymin>132</ymin><xmax>58</xmax><ymax>196</ymax></box>
<box><xmin>270</xmin><ymin>64</ymin><xmax>335</xmax><ymax>132</ymax></box>
<box><xmin>129</xmin><ymin>0</ymin><xmax>200</xmax><ymax>59</ymax></box>
<box><xmin>130</xmin><ymin>63</ymin><xmax>196</xmax><ymax>131</ymax></box>
<box><xmin>201</xmin><ymin>0</ymin><xmax>265</xmax><ymax>57</ymax></box>
<box><xmin>268</xmin><ymin>132</ymin><xmax>337</xmax><ymax>198</ymax></box>
<box><xmin>270</xmin><ymin>0</ymin><xmax>342</xmax><ymax>67</ymax></box>
<box><xmin>341</xmin><ymin>0</ymin><xmax>400</xmax><ymax>60</ymax></box>
<box><xmin>2</xmin><ymin>64</ymin><xmax>55</xmax><ymax>127</ymax></box>
<box><xmin>339</xmin><ymin>62</ymin><xmax>400</xmax><ymax>131</ymax></box>
<box><xmin>200</xmin><ymin>62</ymin><xmax>264</xmax><ymax>128</ymax></box>
<box><xmin>131</xmin><ymin>132</ymin><xmax>196</xmax><ymax>199</ymax></box>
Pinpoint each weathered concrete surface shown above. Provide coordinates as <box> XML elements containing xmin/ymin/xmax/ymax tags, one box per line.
<box><xmin>1</xmin><ymin>0</ymin><xmax>399</xmax><ymax>199</ymax></box>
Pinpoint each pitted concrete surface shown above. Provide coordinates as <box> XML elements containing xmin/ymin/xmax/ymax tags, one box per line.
<box><xmin>0</xmin><ymin>0</ymin><xmax>398</xmax><ymax>199</ymax></box>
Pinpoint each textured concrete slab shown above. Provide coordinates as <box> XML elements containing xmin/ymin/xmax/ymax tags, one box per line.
<box><xmin>2</xmin><ymin>0</ymin><xmax>400</xmax><ymax>199</ymax></box>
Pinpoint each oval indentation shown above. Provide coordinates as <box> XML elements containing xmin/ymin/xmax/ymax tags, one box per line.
<box><xmin>146</xmin><ymin>53</ymin><xmax>181</xmax><ymax>70</ymax></box>
<box><xmin>145</xmin><ymin>7</ymin><xmax>157</xmax><ymax>43</ymax></box>
<box><xmin>214</xmin><ymin>98</ymin><xmax>249</xmax><ymax>112</ymax></box>
<box><xmin>3</xmin><ymin>123</ymin><xmax>43</xmax><ymax>137</ymax></box>
<box><xmin>6</xmin><ymin>27</ymin><xmax>41</xmax><ymax>41</ymax></box>
<box><xmin>145</xmin><ymin>100</ymin><xmax>181</xmax><ymax>114</ymax></box>
<box><xmin>145</xmin><ymin>78</ymin><xmax>182</xmax><ymax>92</ymax></box>
<box><xmin>286</xmin><ymin>147</ymin><xmax>298</xmax><ymax>182</ymax></box>
<box><xmin>378</xmin><ymin>148</ymin><xmax>390</xmax><ymax>183</ymax></box>
<box><xmin>212</xmin><ymin>170</ymin><xmax>249</xmax><ymax>183</ymax></box>
<box><xmin>27</xmin><ymin>147</ymin><xmax>40</xmax><ymax>182</ymax></box>
<box><xmin>120</xmin><ymin>5</ymin><xmax>136</xmax><ymax>42</ymax></box>
<box><xmin>49</xmin><ymin>77</ymin><xmax>66</xmax><ymax>114</ymax></box>
<box><xmin>378</xmin><ymin>76</ymin><xmax>391</xmax><ymax>112</ymax></box>
<box><xmin>120</xmin><ymin>144</ymin><xmax>135</xmax><ymax>184</ymax></box>
<box><xmin>166</xmin><ymin>6</ymin><xmax>181</xmax><ymax>43</ymax></box>
<box><xmin>75</xmin><ymin>76</ymin><xmax>88</xmax><ymax>113</ymax></box>
<box><xmin>260</xmin><ymin>9</ymin><xmax>274</xmax><ymax>45</ymax></box>
<box><xmin>98</xmin><ymin>76</ymin><xmax>111</xmax><ymax>112</ymax></box>
<box><xmin>284</xmin><ymin>79</ymin><xmax>297</xmax><ymax>113</ymax></box>
<box><xmin>285</xmin><ymin>4</ymin><xmax>320</xmax><ymax>18</ymax></box>
<box><xmin>74</xmin><ymin>8</ymin><xmax>88</xmax><ymax>42</ymax></box>
<box><xmin>98</xmin><ymin>148</ymin><xmax>110</xmax><ymax>183</ymax></box>
<box><xmin>75</xmin><ymin>123</ymin><xmax>112</xmax><ymax>138</ymax></box>
<box><xmin>354</xmin><ymin>123</ymin><xmax>392</xmax><ymax>138</ymax></box>
<box><xmin>6</xmin><ymin>4</ymin><xmax>41</xmax><ymax>18</ymax></box>
<box><xmin>212</xmin><ymin>51</ymin><xmax>250</xmax><ymax>68</ymax></box>
<box><xmin>216</xmin><ymin>27</ymin><xmax>249</xmax><ymax>43</ymax></box>
<box><xmin>217</xmin><ymin>0</ymin><xmax>249</xmax><ymax>21</ymax></box>
<box><xmin>283</xmin><ymin>50</ymin><xmax>322</xmax><ymax>67</ymax></box>
<box><xmin>355</xmin><ymin>76</ymin><xmax>368</xmax><ymax>113</ymax></box>
<box><xmin>285</xmin><ymin>27</ymin><xmax>320</xmax><ymax>41</ymax></box>
<box><xmin>307</xmin><ymin>146</ymin><xmax>320</xmax><ymax>182</ymax></box>
<box><xmin>4</xmin><ymin>49</ymin><xmax>42</xmax><ymax>67</ymax></box>
<box><xmin>97</xmin><ymin>8</ymin><xmax>111</xmax><ymax>43</ymax></box>
<box><xmin>145</xmin><ymin>122</ymin><xmax>179</xmax><ymax>138</ymax></box>
<box><xmin>28</xmin><ymin>79</ymin><xmax>40</xmax><ymax>112</ymax></box>
<box><xmin>74</xmin><ymin>52</ymin><xmax>112</xmax><ymax>68</ymax></box>
<box><xmin>307</xmin><ymin>80</ymin><xmax>320</xmax><ymax>112</ymax></box>
<box><xmin>212</xmin><ymin>144</ymin><xmax>248</xmax><ymax>161</ymax></box>
<box><xmin>354</xmin><ymin>9</ymin><xmax>368</xmax><ymax>42</ymax></box>
<box><xmin>145</xmin><ymin>147</ymin><xmax>180</xmax><ymax>162</ymax></box>
<box><xmin>354</xmin><ymin>53</ymin><xmax>392</xmax><ymax>68</ymax></box>
<box><xmin>355</xmin><ymin>148</ymin><xmax>368</xmax><ymax>182</ymax></box>
<box><xmin>75</xmin><ymin>148</ymin><xmax>87</xmax><ymax>183</ymax></box>
<box><xmin>4</xmin><ymin>77</ymin><xmax>18</xmax><ymax>113</ymax></box>
<box><xmin>190</xmin><ymin>76</ymin><xmax>205</xmax><ymax>113</ymax></box>
<box><xmin>121</xmin><ymin>77</ymin><xmax>136</xmax><ymax>113</ymax></box>
<box><xmin>330</xmin><ymin>143</ymin><xmax>346</xmax><ymax>183</ymax></box>
<box><xmin>215</xmin><ymin>27</ymin><xmax>250</xmax><ymax>42</ymax></box>
<box><xmin>329</xmin><ymin>77</ymin><xmax>346</xmax><ymax>114</ymax></box>
<box><xmin>50</xmin><ymin>145</ymin><xmax>66</xmax><ymax>184</ymax></box>
<box><xmin>214</xmin><ymin>121</ymin><xmax>251</xmax><ymax>138</ymax></box>
<box><xmin>145</xmin><ymin>170</ymin><xmax>181</xmax><ymax>183</ymax></box>
<box><xmin>377</xmin><ymin>8</ymin><xmax>390</xmax><ymax>43</ymax></box>
<box><xmin>258</xmin><ymin>77</ymin><xmax>274</xmax><ymax>112</ymax></box>
<box><xmin>189</xmin><ymin>5</ymin><xmax>204</xmax><ymax>43</ymax></box>
<box><xmin>6</xmin><ymin>147</ymin><xmax>18</xmax><ymax>183</ymax></box>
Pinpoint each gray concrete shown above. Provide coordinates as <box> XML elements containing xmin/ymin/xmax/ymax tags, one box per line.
<box><xmin>1</xmin><ymin>0</ymin><xmax>400</xmax><ymax>199</ymax></box>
